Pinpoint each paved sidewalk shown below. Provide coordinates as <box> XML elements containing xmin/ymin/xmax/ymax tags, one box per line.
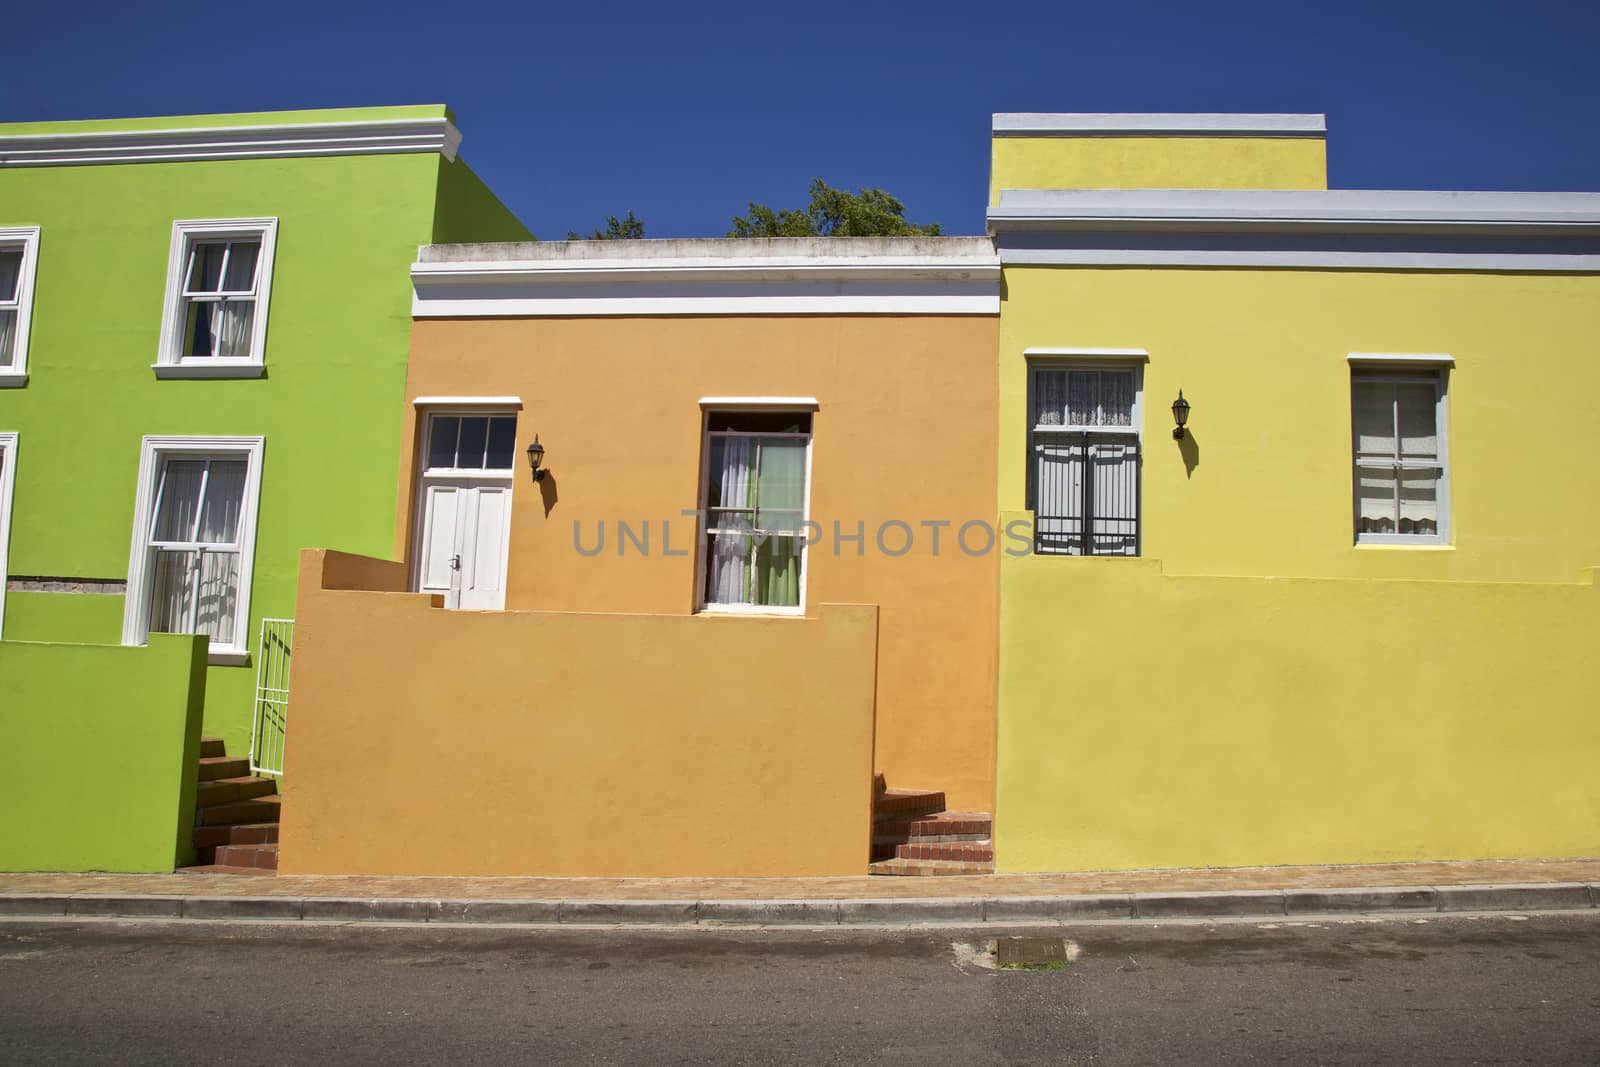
<box><xmin>2</xmin><ymin>858</ymin><xmax>1597</xmax><ymax>926</ymax></box>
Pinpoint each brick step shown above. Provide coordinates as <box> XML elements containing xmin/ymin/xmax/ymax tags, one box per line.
<box><xmin>192</xmin><ymin>822</ymin><xmax>279</xmax><ymax>849</ymax></box>
<box><xmin>196</xmin><ymin>776</ymin><xmax>277</xmax><ymax>807</ymax></box>
<box><xmin>197</xmin><ymin>756</ymin><xmax>250</xmax><ymax>782</ymax></box>
<box><xmin>892</xmin><ymin>841</ymin><xmax>994</xmax><ymax>863</ymax></box>
<box><xmin>199</xmin><ymin>737</ymin><xmax>227</xmax><ymax>759</ymax></box>
<box><xmin>868</xmin><ymin>857</ymin><xmax>994</xmax><ymax>876</ymax></box>
<box><xmin>873</xmin><ymin>811</ymin><xmax>992</xmax><ymax>842</ymax></box>
<box><xmin>195</xmin><ymin>795</ymin><xmax>281</xmax><ymax>826</ymax></box>
<box><xmin>177</xmin><ymin>865</ymin><xmax>273</xmax><ymax>876</ymax></box>
<box><xmin>873</xmin><ymin>788</ymin><xmax>946</xmax><ymax>823</ymax></box>
<box><xmin>215</xmin><ymin>843</ymin><xmax>278</xmax><ymax>871</ymax></box>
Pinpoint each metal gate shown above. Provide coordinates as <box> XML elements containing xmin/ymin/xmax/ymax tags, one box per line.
<box><xmin>250</xmin><ymin>617</ymin><xmax>293</xmax><ymax>777</ymax></box>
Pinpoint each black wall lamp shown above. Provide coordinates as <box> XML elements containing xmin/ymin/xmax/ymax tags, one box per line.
<box><xmin>525</xmin><ymin>435</ymin><xmax>547</xmax><ymax>481</ymax></box>
<box><xmin>1171</xmin><ymin>391</ymin><xmax>1191</xmax><ymax>440</ymax></box>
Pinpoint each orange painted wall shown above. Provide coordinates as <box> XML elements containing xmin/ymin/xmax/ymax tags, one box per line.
<box><xmin>396</xmin><ymin>315</ymin><xmax>998</xmax><ymax>810</ymax></box>
<box><xmin>280</xmin><ymin>550</ymin><xmax>878</xmax><ymax>876</ymax></box>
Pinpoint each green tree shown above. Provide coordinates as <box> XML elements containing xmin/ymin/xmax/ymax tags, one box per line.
<box><xmin>727</xmin><ymin>179</ymin><xmax>942</xmax><ymax>238</ymax></box>
<box><xmin>567</xmin><ymin>209</ymin><xmax>646</xmax><ymax>240</ymax></box>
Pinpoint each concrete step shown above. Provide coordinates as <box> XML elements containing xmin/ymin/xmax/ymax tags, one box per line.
<box><xmin>868</xmin><ymin>857</ymin><xmax>995</xmax><ymax>876</ymax></box>
<box><xmin>215</xmin><ymin>843</ymin><xmax>278</xmax><ymax>871</ymax></box>
<box><xmin>196</xmin><ymin>776</ymin><xmax>277</xmax><ymax>807</ymax></box>
<box><xmin>194</xmin><ymin>795</ymin><xmax>281</xmax><ymax>827</ymax></box>
<box><xmin>197</xmin><ymin>756</ymin><xmax>250</xmax><ymax>782</ymax></box>
<box><xmin>199</xmin><ymin>737</ymin><xmax>227</xmax><ymax>759</ymax></box>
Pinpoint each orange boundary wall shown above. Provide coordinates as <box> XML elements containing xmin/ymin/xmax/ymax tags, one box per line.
<box><xmin>279</xmin><ymin>550</ymin><xmax>878</xmax><ymax>877</ymax></box>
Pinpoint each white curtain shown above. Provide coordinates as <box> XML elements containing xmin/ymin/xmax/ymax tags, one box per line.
<box><xmin>706</xmin><ymin>438</ymin><xmax>752</xmax><ymax>604</ymax></box>
<box><xmin>0</xmin><ymin>310</ymin><xmax>14</xmax><ymax>369</ymax></box>
<box><xmin>147</xmin><ymin>458</ymin><xmax>248</xmax><ymax>642</ymax></box>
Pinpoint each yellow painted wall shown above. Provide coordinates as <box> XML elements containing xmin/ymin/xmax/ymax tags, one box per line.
<box><xmin>396</xmin><ymin>315</ymin><xmax>999</xmax><ymax>810</ymax></box>
<box><xmin>280</xmin><ymin>550</ymin><xmax>878</xmax><ymax>877</ymax></box>
<box><xmin>989</xmin><ymin>136</ymin><xmax>1327</xmax><ymax>203</ymax></box>
<box><xmin>999</xmin><ymin>267</ymin><xmax>1600</xmax><ymax>582</ymax></box>
<box><xmin>996</xmin><ymin>529</ymin><xmax>1600</xmax><ymax>872</ymax></box>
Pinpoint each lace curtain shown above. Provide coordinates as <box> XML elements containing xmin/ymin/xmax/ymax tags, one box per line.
<box><xmin>148</xmin><ymin>459</ymin><xmax>248</xmax><ymax>642</ymax></box>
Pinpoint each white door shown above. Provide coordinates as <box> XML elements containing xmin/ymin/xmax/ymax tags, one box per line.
<box><xmin>416</xmin><ymin>479</ymin><xmax>513</xmax><ymax>610</ymax></box>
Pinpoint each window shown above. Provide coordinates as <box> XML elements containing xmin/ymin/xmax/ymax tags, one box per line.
<box><xmin>698</xmin><ymin>411</ymin><xmax>812</xmax><ymax>613</ymax></box>
<box><xmin>1352</xmin><ymin>369</ymin><xmax>1449</xmax><ymax>543</ymax></box>
<box><xmin>424</xmin><ymin>413</ymin><xmax>519</xmax><ymax>473</ymax></box>
<box><xmin>1027</xmin><ymin>363</ymin><xmax>1142</xmax><ymax>555</ymax></box>
<box><xmin>0</xmin><ymin>227</ymin><xmax>41</xmax><ymax>385</ymax></box>
<box><xmin>0</xmin><ymin>433</ymin><xmax>16</xmax><ymax>637</ymax></box>
<box><xmin>123</xmin><ymin>436</ymin><xmax>264</xmax><ymax>662</ymax></box>
<box><xmin>155</xmin><ymin>219</ymin><xmax>277</xmax><ymax>378</ymax></box>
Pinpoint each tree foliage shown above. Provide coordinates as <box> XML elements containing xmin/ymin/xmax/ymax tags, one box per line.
<box><xmin>727</xmin><ymin>179</ymin><xmax>942</xmax><ymax>238</ymax></box>
<box><xmin>567</xmin><ymin>209</ymin><xmax>646</xmax><ymax>241</ymax></box>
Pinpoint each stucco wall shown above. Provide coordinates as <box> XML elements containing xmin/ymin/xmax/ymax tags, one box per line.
<box><xmin>280</xmin><ymin>550</ymin><xmax>878</xmax><ymax>877</ymax></box>
<box><xmin>995</xmin><ymin>523</ymin><xmax>1600</xmax><ymax>872</ymax></box>
<box><xmin>0</xmin><ymin>634</ymin><xmax>206</xmax><ymax>872</ymax></box>
<box><xmin>989</xmin><ymin>135</ymin><xmax>1327</xmax><ymax>202</ymax></box>
<box><xmin>396</xmin><ymin>315</ymin><xmax>999</xmax><ymax>810</ymax></box>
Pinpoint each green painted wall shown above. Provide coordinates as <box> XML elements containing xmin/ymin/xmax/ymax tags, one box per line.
<box><xmin>2</xmin><ymin>591</ymin><xmax>122</xmax><ymax>643</ymax></box>
<box><xmin>0</xmin><ymin>634</ymin><xmax>206</xmax><ymax>872</ymax></box>
<box><xmin>433</xmin><ymin>156</ymin><xmax>536</xmax><ymax>244</ymax></box>
<box><xmin>0</xmin><ymin>111</ymin><xmax>531</xmax><ymax>758</ymax></box>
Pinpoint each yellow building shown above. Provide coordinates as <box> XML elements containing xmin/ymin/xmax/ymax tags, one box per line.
<box><xmin>990</xmin><ymin>114</ymin><xmax>1600</xmax><ymax>872</ymax></box>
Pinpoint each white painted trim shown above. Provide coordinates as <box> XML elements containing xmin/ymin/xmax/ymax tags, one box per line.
<box><xmin>1023</xmin><ymin>347</ymin><xmax>1149</xmax><ymax>360</ymax></box>
<box><xmin>151</xmin><ymin>361</ymin><xmax>267</xmax><ymax>380</ymax></box>
<box><xmin>412</xmin><ymin>395</ymin><xmax>524</xmax><ymax>408</ymax></box>
<box><xmin>410</xmin><ymin>254</ymin><xmax>1001</xmax><ymax>317</ymax></box>
<box><xmin>0</xmin><ymin>433</ymin><xmax>17</xmax><ymax>639</ymax></box>
<box><xmin>990</xmin><ymin>188</ymin><xmax>1600</xmax><ymax>226</ymax></box>
<box><xmin>0</xmin><ymin>227</ymin><xmax>42</xmax><ymax>382</ymax></box>
<box><xmin>121</xmin><ymin>435</ymin><xmax>265</xmax><ymax>657</ymax></box>
<box><xmin>996</xmin><ymin>248</ymin><xmax>1600</xmax><ymax>272</ymax></box>
<box><xmin>1348</xmin><ymin>352</ymin><xmax>1455</xmax><ymax>367</ymax></box>
<box><xmin>699</xmin><ymin>396</ymin><xmax>820</xmax><ymax>410</ymax></box>
<box><xmin>155</xmin><ymin>219</ymin><xmax>278</xmax><ymax>373</ymax></box>
<box><xmin>993</xmin><ymin>113</ymin><xmax>1326</xmax><ymax>137</ymax></box>
<box><xmin>697</xmin><ymin>603</ymin><xmax>807</xmax><ymax>618</ymax></box>
<box><xmin>208</xmin><ymin>649</ymin><xmax>251</xmax><ymax>666</ymax></box>
<box><xmin>0</xmin><ymin>117</ymin><xmax>461</xmax><ymax>168</ymax></box>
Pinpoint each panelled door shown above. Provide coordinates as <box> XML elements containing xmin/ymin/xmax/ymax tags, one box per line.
<box><xmin>412</xmin><ymin>412</ymin><xmax>518</xmax><ymax>611</ymax></box>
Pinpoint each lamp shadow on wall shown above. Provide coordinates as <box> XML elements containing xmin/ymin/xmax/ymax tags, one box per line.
<box><xmin>1177</xmin><ymin>431</ymin><xmax>1200</xmax><ymax>479</ymax></box>
<box><xmin>539</xmin><ymin>471</ymin><xmax>560</xmax><ymax>516</ymax></box>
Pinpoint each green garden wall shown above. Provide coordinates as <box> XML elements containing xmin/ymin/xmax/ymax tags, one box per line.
<box><xmin>0</xmin><ymin>634</ymin><xmax>207</xmax><ymax>871</ymax></box>
<box><xmin>0</xmin><ymin>110</ymin><xmax>530</xmax><ymax>757</ymax></box>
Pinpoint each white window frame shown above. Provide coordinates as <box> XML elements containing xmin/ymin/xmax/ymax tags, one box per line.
<box><xmin>694</xmin><ymin>412</ymin><xmax>814</xmax><ymax>617</ymax></box>
<box><xmin>0</xmin><ymin>432</ymin><xmax>17</xmax><ymax>637</ymax></box>
<box><xmin>1351</xmin><ymin>367</ymin><xmax>1450</xmax><ymax>546</ymax></box>
<box><xmin>0</xmin><ymin>227</ymin><xmax>42</xmax><ymax>387</ymax></box>
<box><xmin>122</xmin><ymin>435</ymin><xmax>265</xmax><ymax>664</ymax></box>
<box><xmin>154</xmin><ymin>218</ymin><xmax>277</xmax><ymax>379</ymax></box>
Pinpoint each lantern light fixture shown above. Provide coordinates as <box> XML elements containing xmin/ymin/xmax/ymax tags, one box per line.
<box><xmin>1171</xmin><ymin>391</ymin><xmax>1191</xmax><ymax>440</ymax></box>
<box><xmin>526</xmin><ymin>435</ymin><xmax>547</xmax><ymax>481</ymax></box>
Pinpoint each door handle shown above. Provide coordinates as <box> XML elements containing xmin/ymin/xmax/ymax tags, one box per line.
<box><xmin>449</xmin><ymin>554</ymin><xmax>462</xmax><ymax>571</ymax></box>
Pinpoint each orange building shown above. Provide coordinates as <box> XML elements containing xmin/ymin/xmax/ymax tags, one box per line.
<box><xmin>280</xmin><ymin>238</ymin><xmax>1000</xmax><ymax>876</ymax></box>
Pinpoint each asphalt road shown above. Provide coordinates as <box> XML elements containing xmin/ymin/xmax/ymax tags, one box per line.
<box><xmin>2</xmin><ymin>913</ymin><xmax>1598</xmax><ymax>1064</ymax></box>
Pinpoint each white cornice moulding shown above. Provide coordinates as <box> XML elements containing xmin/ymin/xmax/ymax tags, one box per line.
<box><xmin>992</xmin><ymin>113</ymin><xmax>1326</xmax><ymax>137</ymax></box>
<box><xmin>0</xmin><ymin>118</ymin><xmax>462</xmax><ymax>168</ymax></box>
<box><xmin>1023</xmin><ymin>347</ymin><xmax>1149</xmax><ymax>360</ymax></box>
<box><xmin>410</xmin><ymin>255</ymin><xmax>1002</xmax><ymax>317</ymax></box>
<box><xmin>699</xmin><ymin>396</ymin><xmax>820</xmax><ymax>409</ymax></box>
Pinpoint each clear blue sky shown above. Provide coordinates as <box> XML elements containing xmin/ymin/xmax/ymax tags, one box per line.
<box><xmin>8</xmin><ymin>0</ymin><xmax>1598</xmax><ymax>238</ymax></box>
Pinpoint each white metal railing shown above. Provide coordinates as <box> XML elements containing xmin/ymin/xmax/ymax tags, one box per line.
<box><xmin>250</xmin><ymin>617</ymin><xmax>293</xmax><ymax>777</ymax></box>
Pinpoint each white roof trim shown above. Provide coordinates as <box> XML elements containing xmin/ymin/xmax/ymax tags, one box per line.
<box><xmin>1024</xmin><ymin>347</ymin><xmax>1149</xmax><ymax>360</ymax></box>
<box><xmin>0</xmin><ymin>117</ymin><xmax>462</xmax><ymax>168</ymax></box>
<box><xmin>993</xmin><ymin>113</ymin><xmax>1325</xmax><ymax>137</ymax></box>
<box><xmin>699</xmin><ymin>396</ymin><xmax>820</xmax><ymax>409</ymax></box>
<box><xmin>411</xmin><ymin>254</ymin><xmax>1001</xmax><ymax>317</ymax></box>
<box><xmin>1348</xmin><ymin>352</ymin><xmax>1455</xmax><ymax>367</ymax></box>
<box><xmin>412</xmin><ymin>395</ymin><xmax>524</xmax><ymax>408</ymax></box>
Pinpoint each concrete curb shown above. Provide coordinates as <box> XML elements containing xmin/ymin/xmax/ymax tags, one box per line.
<box><xmin>1</xmin><ymin>883</ymin><xmax>1597</xmax><ymax>927</ymax></box>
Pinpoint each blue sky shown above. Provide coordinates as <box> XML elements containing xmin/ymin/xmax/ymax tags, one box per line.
<box><xmin>7</xmin><ymin>0</ymin><xmax>1598</xmax><ymax>238</ymax></box>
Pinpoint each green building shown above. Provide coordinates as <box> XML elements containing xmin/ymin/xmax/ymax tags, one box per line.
<box><xmin>0</xmin><ymin>106</ymin><xmax>529</xmax><ymax>870</ymax></box>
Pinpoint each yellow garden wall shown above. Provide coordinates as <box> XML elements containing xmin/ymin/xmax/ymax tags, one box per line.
<box><xmin>279</xmin><ymin>550</ymin><xmax>879</xmax><ymax>877</ymax></box>
<box><xmin>396</xmin><ymin>315</ymin><xmax>999</xmax><ymax>810</ymax></box>
<box><xmin>996</xmin><ymin>527</ymin><xmax>1600</xmax><ymax>872</ymax></box>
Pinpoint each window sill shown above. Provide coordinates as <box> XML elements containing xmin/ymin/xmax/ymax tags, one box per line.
<box><xmin>698</xmin><ymin>605</ymin><xmax>806</xmax><ymax>618</ymax></box>
<box><xmin>0</xmin><ymin>371</ymin><xmax>26</xmax><ymax>388</ymax></box>
<box><xmin>1354</xmin><ymin>541</ymin><xmax>1454</xmax><ymax>551</ymax></box>
<box><xmin>207</xmin><ymin>648</ymin><xmax>251</xmax><ymax>666</ymax></box>
<box><xmin>152</xmin><ymin>362</ymin><xmax>266</xmax><ymax>380</ymax></box>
